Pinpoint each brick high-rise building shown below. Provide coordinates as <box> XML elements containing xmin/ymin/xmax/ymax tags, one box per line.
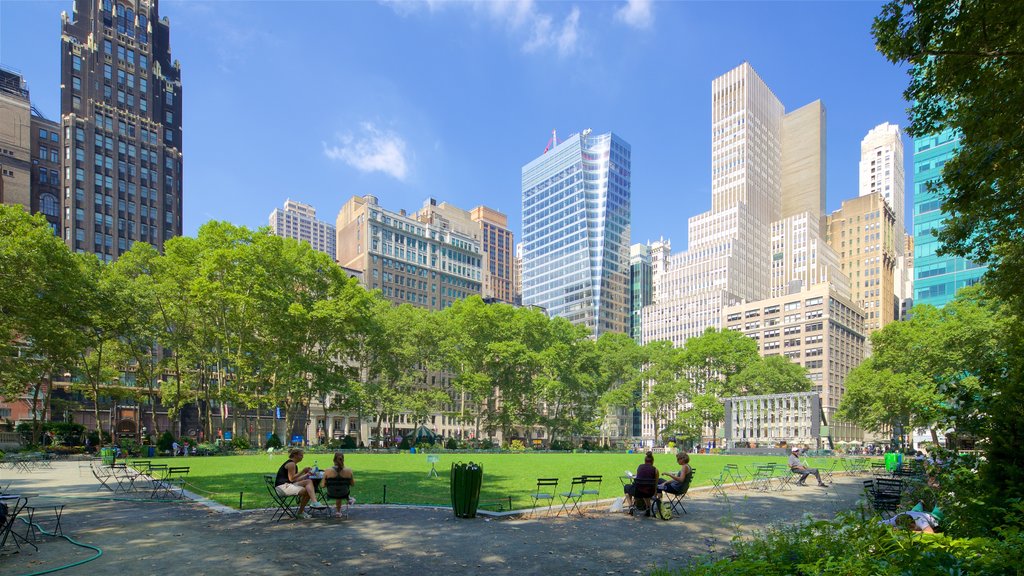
<box><xmin>60</xmin><ymin>0</ymin><xmax>183</xmax><ymax>260</ymax></box>
<box><xmin>0</xmin><ymin>67</ymin><xmax>62</xmax><ymax>234</ymax></box>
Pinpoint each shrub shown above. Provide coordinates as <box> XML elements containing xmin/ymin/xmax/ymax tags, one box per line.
<box><xmin>550</xmin><ymin>439</ymin><xmax>572</xmax><ymax>451</ymax></box>
<box><xmin>446</xmin><ymin>437</ymin><xmax>458</xmax><ymax>450</ymax></box>
<box><xmin>195</xmin><ymin>442</ymin><xmax>219</xmax><ymax>456</ymax></box>
<box><xmin>157</xmin><ymin>431</ymin><xmax>175</xmax><ymax>453</ymax></box>
<box><xmin>341</xmin><ymin>436</ymin><xmax>357</xmax><ymax>450</ymax></box>
<box><xmin>266</xmin><ymin>433</ymin><xmax>283</xmax><ymax>449</ymax></box>
<box><xmin>230</xmin><ymin>436</ymin><xmax>251</xmax><ymax>451</ymax></box>
<box><xmin>508</xmin><ymin>439</ymin><xmax>527</xmax><ymax>452</ymax></box>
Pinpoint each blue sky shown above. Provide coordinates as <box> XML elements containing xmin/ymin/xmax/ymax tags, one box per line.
<box><xmin>0</xmin><ymin>0</ymin><xmax>912</xmax><ymax>250</ymax></box>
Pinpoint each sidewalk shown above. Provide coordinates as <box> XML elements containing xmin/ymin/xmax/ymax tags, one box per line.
<box><xmin>1</xmin><ymin>461</ymin><xmax>868</xmax><ymax>576</ymax></box>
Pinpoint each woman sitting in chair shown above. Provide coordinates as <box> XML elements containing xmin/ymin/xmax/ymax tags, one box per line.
<box><xmin>623</xmin><ymin>452</ymin><xmax>659</xmax><ymax>512</ymax></box>
<box><xmin>321</xmin><ymin>452</ymin><xmax>355</xmax><ymax>518</ymax></box>
<box><xmin>659</xmin><ymin>452</ymin><xmax>691</xmax><ymax>494</ymax></box>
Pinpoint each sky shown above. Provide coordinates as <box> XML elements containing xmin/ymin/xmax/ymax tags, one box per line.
<box><xmin>0</xmin><ymin>0</ymin><xmax>913</xmax><ymax>250</ymax></box>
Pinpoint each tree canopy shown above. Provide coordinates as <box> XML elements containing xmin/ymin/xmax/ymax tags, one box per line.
<box><xmin>874</xmin><ymin>0</ymin><xmax>1024</xmax><ymax>310</ymax></box>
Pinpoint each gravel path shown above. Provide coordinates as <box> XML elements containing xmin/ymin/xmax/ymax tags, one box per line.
<box><xmin>1</xmin><ymin>461</ymin><xmax>866</xmax><ymax>576</ymax></box>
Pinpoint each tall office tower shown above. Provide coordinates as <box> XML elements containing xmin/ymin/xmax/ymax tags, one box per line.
<box><xmin>336</xmin><ymin>194</ymin><xmax>482</xmax><ymax>311</ymax></box>
<box><xmin>521</xmin><ymin>129</ymin><xmax>631</xmax><ymax>336</ymax></box>
<box><xmin>0</xmin><ymin>68</ymin><xmax>61</xmax><ymax>234</ymax></box>
<box><xmin>514</xmin><ymin>242</ymin><xmax>523</xmax><ymax>306</ymax></box>
<box><xmin>721</xmin><ymin>282</ymin><xmax>866</xmax><ymax>441</ymax></box>
<box><xmin>770</xmin><ymin>212</ymin><xmax>849</xmax><ymax>300</ymax></box>
<box><xmin>649</xmin><ymin>238</ymin><xmax>671</xmax><ymax>301</ymax></box>
<box><xmin>415</xmin><ymin>199</ymin><xmax>515</xmax><ymax>304</ymax></box>
<box><xmin>825</xmin><ymin>192</ymin><xmax>897</xmax><ymax>334</ymax></box>
<box><xmin>61</xmin><ymin>0</ymin><xmax>183</xmax><ymax>260</ymax></box>
<box><xmin>643</xmin><ymin>63</ymin><xmax>827</xmax><ymax>347</ymax></box>
<box><xmin>859</xmin><ymin>123</ymin><xmax>906</xmax><ymax>302</ymax></box>
<box><xmin>912</xmin><ymin>130</ymin><xmax>987</xmax><ymax>307</ymax></box>
<box><xmin>268</xmin><ymin>199</ymin><xmax>336</xmax><ymax>257</ymax></box>
<box><xmin>901</xmin><ymin>234</ymin><xmax>914</xmax><ymax>319</ymax></box>
<box><xmin>629</xmin><ymin>243</ymin><xmax>653</xmax><ymax>343</ymax></box>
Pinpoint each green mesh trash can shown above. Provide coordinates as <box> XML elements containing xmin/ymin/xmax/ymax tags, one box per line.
<box><xmin>450</xmin><ymin>462</ymin><xmax>483</xmax><ymax>518</ymax></box>
<box><xmin>100</xmin><ymin>447</ymin><xmax>114</xmax><ymax>465</ymax></box>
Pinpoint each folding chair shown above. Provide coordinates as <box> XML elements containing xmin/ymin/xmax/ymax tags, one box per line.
<box><xmin>774</xmin><ymin>463</ymin><xmax>797</xmax><ymax>491</ymax></box>
<box><xmin>529</xmin><ymin>478</ymin><xmax>558</xmax><ymax>517</ymax></box>
<box><xmin>323</xmin><ymin>476</ymin><xmax>353</xmax><ymax>518</ymax></box>
<box><xmin>660</xmin><ymin>468</ymin><xmax>694</xmax><ymax>515</ymax></box>
<box><xmin>750</xmin><ymin>464</ymin><xmax>776</xmax><ymax>491</ymax></box>
<box><xmin>710</xmin><ymin>468</ymin><xmax>730</xmax><ymax>499</ymax></box>
<box><xmin>111</xmin><ymin>463</ymin><xmax>141</xmax><ymax>493</ymax></box>
<box><xmin>264</xmin><ymin>474</ymin><xmax>297</xmax><ymax>521</ymax></box>
<box><xmin>625</xmin><ymin>477</ymin><xmax>658</xmax><ymax>517</ymax></box>
<box><xmin>165</xmin><ymin>467</ymin><xmax>190</xmax><ymax>499</ymax></box>
<box><xmin>557</xmin><ymin>477</ymin><xmax>585</xmax><ymax>517</ymax></box>
<box><xmin>581</xmin><ymin>475</ymin><xmax>602</xmax><ymax>506</ymax></box>
<box><xmin>0</xmin><ymin>496</ymin><xmax>36</xmax><ymax>552</ymax></box>
<box><xmin>724</xmin><ymin>464</ymin><xmax>747</xmax><ymax>489</ymax></box>
<box><xmin>91</xmin><ymin>462</ymin><xmax>115</xmax><ymax>492</ymax></box>
<box><xmin>821</xmin><ymin>459</ymin><xmax>840</xmax><ymax>484</ymax></box>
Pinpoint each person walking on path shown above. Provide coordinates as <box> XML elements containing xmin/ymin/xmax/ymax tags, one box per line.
<box><xmin>789</xmin><ymin>447</ymin><xmax>827</xmax><ymax>487</ymax></box>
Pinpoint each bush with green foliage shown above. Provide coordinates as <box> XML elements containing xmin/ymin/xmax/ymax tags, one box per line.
<box><xmin>508</xmin><ymin>439</ymin><xmax>527</xmax><ymax>452</ymax></box>
<box><xmin>157</xmin><ymin>431</ymin><xmax>175</xmax><ymax>453</ymax></box>
<box><xmin>549</xmin><ymin>439</ymin><xmax>572</xmax><ymax>451</ymax></box>
<box><xmin>445</xmin><ymin>437</ymin><xmax>458</xmax><ymax>450</ymax></box>
<box><xmin>195</xmin><ymin>442</ymin><xmax>220</xmax><ymax>455</ymax></box>
<box><xmin>230</xmin><ymin>436</ymin><xmax>251</xmax><ymax>451</ymax></box>
<box><xmin>341</xmin><ymin>436</ymin><xmax>357</xmax><ymax>449</ymax></box>
<box><xmin>266</xmin><ymin>433</ymin><xmax>282</xmax><ymax>449</ymax></box>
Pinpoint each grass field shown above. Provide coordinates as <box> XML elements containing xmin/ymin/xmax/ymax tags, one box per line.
<box><xmin>139</xmin><ymin>452</ymin><xmax>853</xmax><ymax>512</ymax></box>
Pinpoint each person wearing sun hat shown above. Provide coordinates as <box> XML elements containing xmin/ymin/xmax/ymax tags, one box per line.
<box><xmin>788</xmin><ymin>446</ymin><xmax>827</xmax><ymax>487</ymax></box>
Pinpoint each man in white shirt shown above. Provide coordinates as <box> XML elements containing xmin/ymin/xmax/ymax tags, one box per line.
<box><xmin>789</xmin><ymin>447</ymin><xmax>827</xmax><ymax>487</ymax></box>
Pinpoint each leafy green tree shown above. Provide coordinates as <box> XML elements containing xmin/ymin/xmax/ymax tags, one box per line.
<box><xmin>595</xmin><ymin>332</ymin><xmax>647</xmax><ymax>443</ymax></box>
<box><xmin>837</xmin><ymin>358</ymin><xmax>941</xmax><ymax>444</ymax></box>
<box><xmin>0</xmin><ymin>206</ymin><xmax>91</xmax><ymax>444</ymax></box>
<box><xmin>535</xmin><ymin>317</ymin><xmax>600</xmax><ymax>444</ymax></box>
<box><xmin>732</xmin><ymin>355</ymin><xmax>811</xmax><ymax>396</ymax></box>
<box><xmin>641</xmin><ymin>340</ymin><xmax>686</xmax><ymax>443</ymax></box>
<box><xmin>873</xmin><ymin>0</ymin><xmax>1024</xmax><ymax>311</ymax></box>
<box><xmin>680</xmin><ymin>328</ymin><xmax>759</xmax><ymax>442</ymax></box>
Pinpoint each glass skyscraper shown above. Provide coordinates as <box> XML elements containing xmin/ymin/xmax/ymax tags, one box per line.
<box><xmin>521</xmin><ymin>130</ymin><xmax>631</xmax><ymax>335</ymax></box>
<box><xmin>912</xmin><ymin>130</ymin><xmax>987</xmax><ymax>308</ymax></box>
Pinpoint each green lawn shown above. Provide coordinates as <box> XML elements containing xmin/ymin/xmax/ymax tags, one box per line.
<box><xmin>141</xmin><ymin>452</ymin><xmax>852</xmax><ymax>511</ymax></box>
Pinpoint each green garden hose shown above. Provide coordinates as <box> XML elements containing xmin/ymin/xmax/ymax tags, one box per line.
<box><xmin>13</xmin><ymin>517</ymin><xmax>103</xmax><ymax>576</ymax></box>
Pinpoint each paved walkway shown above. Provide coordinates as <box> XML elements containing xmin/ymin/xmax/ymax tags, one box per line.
<box><xmin>1</xmin><ymin>461</ymin><xmax>867</xmax><ymax>576</ymax></box>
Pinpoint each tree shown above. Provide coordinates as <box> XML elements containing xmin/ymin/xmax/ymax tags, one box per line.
<box><xmin>837</xmin><ymin>358</ymin><xmax>941</xmax><ymax>445</ymax></box>
<box><xmin>873</xmin><ymin>1</ymin><xmax>1024</xmax><ymax>311</ymax></box>
<box><xmin>680</xmin><ymin>328</ymin><xmax>760</xmax><ymax>443</ymax></box>
<box><xmin>732</xmin><ymin>355</ymin><xmax>811</xmax><ymax>396</ymax></box>
<box><xmin>535</xmin><ymin>318</ymin><xmax>600</xmax><ymax>444</ymax></box>
<box><xmin>595</xmin><ymin>332</ymin><xmax>647</xmax><ymax>444</ymax></box>
<box><xmin>0</xmin><ymin>206</ymin><xmax>91</xmax><ymax>444</ymax></box>
<box><xmin>642</xmin><ymin>340</ymin><xmax>686</xmax><ymax>443</ymax></box>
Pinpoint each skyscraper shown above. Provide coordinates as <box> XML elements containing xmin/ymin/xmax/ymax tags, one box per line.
<box><xmin>912</xmin><ymin>130</ymin><xmax>986</xmax><ymax>307</ymax></box>
<box><xmin>521</xmin><ymin>130</ymin><xmax>631</xmax><ymax>336</ymax></box>
<box><xmin>61</xmin><ymin>0</ymin><xmax>183</xmax><ymax>260</ymax></box>
<box><xmin>859</xmin><ymin>123</ymin><xmax>907</xmax><ymax>304</ymax></box>
<box><xmin>629</xmin><ymin>243</ymin><xmax>653</xmax><ymax>342</ymax></box>
<box><xmin>268</xmin><ymin>199</ymin><xmax>336</xmax><ymax>257</ymax></box>
<box><xmin>825</xmin><ymin>192</ymin><xmax>897</xmax><ymax>334</ymax></box>
<box><xmin>643</xmin><ymin>63</ymin><xmax>831</xmax><ymax>346</ymax></box>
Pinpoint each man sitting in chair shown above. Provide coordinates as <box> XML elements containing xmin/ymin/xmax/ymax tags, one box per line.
<box><xmin>659</xmin><ymin>452</ymin><xmax>691</xmax><ymax>494</ymax></box>
<box><xmin>789</xmin><ymin>447</ymin><xmax>827</xmax><ymax>487</ymax></box>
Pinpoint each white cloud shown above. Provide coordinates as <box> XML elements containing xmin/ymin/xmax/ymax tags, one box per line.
<box><xmin>387</xmin><ymin>0</ymin><xmax>583</xmax><ymax>57</ymax></box>
<box><xmin>615</xmin><ymin>0</ymin><xmax>653</xmax><ymax>30</ymax></box>
<box><xmin>324</xmin><ymin>123</ymin><xmax>410</xmax><ymax>181</ymax></box>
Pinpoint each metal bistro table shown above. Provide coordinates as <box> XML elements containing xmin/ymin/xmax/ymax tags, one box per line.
<box><xmin>1</xmin><ymin>494</ymin><xmax>38</xmax><ymax>552</ymax></box>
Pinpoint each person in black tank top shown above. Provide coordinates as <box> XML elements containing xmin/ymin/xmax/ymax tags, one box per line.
<box><xmin>321</xmin><ymin>452</ymin><xmax>356</xmax><ymax>517</ymax></box>
<box><xmin>274</xmin><ymin>447</ymin><xmax>325</xmax><ymax>518</ymax></box>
